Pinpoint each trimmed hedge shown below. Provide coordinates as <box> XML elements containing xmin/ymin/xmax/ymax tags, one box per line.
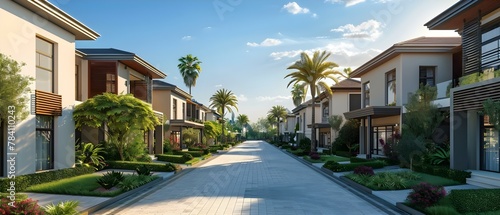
<box><xmin>185</xmin><ymin>158</ymin><xmax>201</xmax><ymax>166</ymax></box>
<box><xmin>106</xmin><ymin>161</ymin><xmax>180</xmax><ymax>172</ymax></box>
<box><xmin>0</xmin><ymin>166</ymin><xmax>95</xmax><ymax>192</ymax></box>
<box><xmin>286</xmin><ymin>149</ymin><xmax>306</xmax><ymax>156</ymax></box>
<box><xmin>350</xmin><ymin>157</ymin><xmax>368</xmax><ymax>163</ymax></box>
<box><xmin>156</xmin><ymin>154</ymin><xmax>189</xmax><ymax>163</ymax></box>
<box><xmin>335</xmin><ymin>151</ymin><xmax>353</xmax><ymax>158</ymax></box>
<box><xmin>188</xmin><ymin>148</ymin><xmax>210</xmax><ymax>155</ymax></box>
<box><xmin>173</xmin><ymin>151</ymin><xmax>204</xmax><ymax>158</ymax></box>
<box><xmin>323</xmin><ymin>160</ymin><xmax>385</xmax><ymax>172</ymax></box>
<box><xmin>449</xmin><ymin>189</ymin><xmax>500</xmax><ymax>213</ymax></box>
<box><xmin>412</xmin><ymin>164</ymin><xmax>471</xmax><ymax>184</ymax></box>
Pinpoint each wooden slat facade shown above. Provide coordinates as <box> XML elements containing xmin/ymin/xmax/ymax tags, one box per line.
<box><xmin>35</xmin><ymin>90</ymin><xmax>62</xmax><ymax>116</ymax></box>
<box><xmin>453</xmin><ymin>79</ymin><xmax>500</xmax><ymax>112</ymax></box>
<box><xmin>462</xmin><ymin>18</ymin><xmax>481</xmax><ymax>75</ymax></box>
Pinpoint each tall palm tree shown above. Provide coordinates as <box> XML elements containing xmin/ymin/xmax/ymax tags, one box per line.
<box><xmin>267</xmin><ymin>105</ymin><xmax>288</xmax><ymax>141</ymax></box>
<box><xmin>177</xmin><ymin>54</ymin><xmax>202</xmax><ymax>95</ymax></box>
<box><xmin>285</xmin><ymin>50</ymin><xmax>342</xmax><ymax>152</ymax></box>
<box><xmin>236</xmin><ymin>114</ymin><xmax>250</xmax><ymax>139</ymax></box>
<box><xmin>209</xmin><ymin>88</ymin><xmax>238</xmax><ymax>143</ymax></box>
<box><xmin>291</xmin><ymin>83</ymin><xmax>307</xmax><ymax>107</ymax></box>
<box><xmin>343</xmin><ymin>67</ymin><xmax>353</xmax><ymax>79</ymax></box>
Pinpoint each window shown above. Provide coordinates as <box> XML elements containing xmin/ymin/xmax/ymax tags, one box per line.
<box><xmin>386</xmin><ymin>70</ymin><xmax>396</xmax><ymax>105</ymax></box>
<box><xmin>182</xmin><ymin>103</ymin><xmax>185</xmax><ymax>119</ymax></box>
<box><xmin>481</xmin><ymin>24</ymin><xmax>500</xmax><ymax>71</ymax></box>
<box><xmin>322</xmin><ymin>103</ymin><xmax>329</xmax><ymax>122</ymax></box>
<box><xmin>363</xmin><ymin>82</ymin><xmax>370</xmax><ymax>107</ymax></box>
<box><xmin>106</xmin><ymin>73</ymin><xmax>116</xmax><ymax>93</ymax></box>
<box><xmin>36</xmin><ymin>37</ymin><xmax>54</xmax><ymax>93</ymax></box>
<box><xmin>419</xmin><ymin>66</ymin><xmax>436</xmax><ymax>87</ymax></box>
<box><xmin>349</xmin><ymin>94</ymin><xmax>361</xmax><ymax>111</ymax></box>
<box><xmin>36</xmin><ymin>115</ymin><xmax>54</xmax><ymax>171</ymax></box>
<box><xmin>173</xmin><ymin>99</ymin><xmax>177</xmax><ymax>120</ymax></box>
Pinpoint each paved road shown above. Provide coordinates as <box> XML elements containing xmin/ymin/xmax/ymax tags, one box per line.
<box><xmin>94</xmin><ymin>141</ymin><xmax>395</xmax><ymax>215</ymax></box>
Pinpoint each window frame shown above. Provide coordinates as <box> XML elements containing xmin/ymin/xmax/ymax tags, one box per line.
<box><xmin>173</xmin><ymin>99</ymin><xmax>177</xmax><ymax>120</ymax></box>
<box><xmin>35</xmin><ymin>115</ymin><xmax>54</xmax><ymax>171</ymax></box>
<box><xmin>36</xmin><ymin>37</ymin><xmax>54</xmax><ymax>93</ymax></box>
<box><xmin>363</xmin><ymin>82</ymin><xmax>370</xmax><ymax>108</ymax></box>
<box><xmin>386</xmin><ymin>70</ymin><xmax>396</xmax><ymax>105</ymax></box>
<box><xmin>481</xmin><ymin>22</ymin><xmax>500</xmax><ymax>71</ymax></box>
<box><xmin>419</xmin><ymin>66</ymin><xmax>436</xmax><ymax>87</ymax></box>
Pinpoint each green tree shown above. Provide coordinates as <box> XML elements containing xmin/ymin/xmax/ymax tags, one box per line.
<box><xmin>291</xmin><ymin>83</ymin><xmax>307</xmax><ymax>107</ymax></box>
<box><xmin>236</xmin><ymin>114</ymin><xmax>250</xmax><ymax>138</ymax></box>
<box><xmin>209</xmin><ymin>88</ymin><xmax>238</xmax><ymax>143</ymax></box>
<box><xmin>328</xmin><ymin>115</ymin><xmax>344</xmax><ymax>154</ymax></box>
<box><xmin>0</xmin><ymin>53</ymin><xmax>34</xmax><ymax>123</ymax></box>
<box><xmin>178</xmin><ymin>54</ymin><xmax>202</xmax><ymax>95</ymax></box>
<box><xmin>267</xmin><ymin>105</ymin><xmax>288</xmax><ymax>140</ymax></box>
<box><xmin>204</xmin><ymin>121</ymin><xmax>222</xmax><ymax>144</ymax></box>
<box><xmin>403</xmin><ymin>84</ymin><xmax>444</xmax><ymax>139</ymax></box>
<box><xmin>73</xmin><ymin>93</ymin><xmax>160</xmax><ymax>160</ymax></box>
<box><xmin>182</xmin><ymin>128</ymin><xmax>200</xmax><ymax>147</ymax></box>
<box><xmin>285</xmin><ymin>50</ymin><xmax>342</xmax><ymax>151</ymax></box>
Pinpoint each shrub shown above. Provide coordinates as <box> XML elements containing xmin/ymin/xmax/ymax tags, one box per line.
<box><xmin>353</xmin><ymin>166</ymin><xmax>374</xmax><ymax>176</ymax></box>
<box><xmin>0</xmin><ymin>198</ymin><xmax>44</xmax><ymax>215</ymax></box>
<box><xmin>75</xmin><ymin>142</ymin><xmax>106</xmax><ymax>170</ymax></box>
<box><xmin>412</xmin><ymin>164</ymin><xmax>471</xmax><ymax>183</ymax></box>
<box><xmin>323</xmin><ymin>160</ymin><xmax>385</xmax><ymax>172</ymax></box>
<box><xmin>182</xmin><ymin>153</ymin><xmax>194</xmax><ymax>161</ymax></box>
<box><xmin>368</xmin><ymin>172</ymin><xmax>407</xmax><ymax>190</ymax></box>
<box><xmin>309</xmin><ymin>152</ymin><xmax>321</xmax><ymax>160</ymax></box>
<box><xmin>350</xmin><ymin>157</ymin><xmax>368</xmax><ymax>163</ymax></box>
<box><xmin>406</xmin><ymin>182</ymin><xmax>446</xmax><ymax>209</ymax></box>
<box><xmin>335</xmin><ymin>151</ymin><xmax>353</xmax><ymax>158</ymax></box>
<box><xmin>173</xmin><ymin>150</ymin><xmax>204</xmax><ymax>158</ymax></box>
<box><xmin>0</xmin><ymin>166</ymin><xmax>95</xmax><ymax>192</ymax></box>
<box><xmin>118</xmin><ymin>175</ymin><xmax>158</xmax><ymax>192</ymax></box>
<box><xmin>44</xmin><ymin>200</ymin><xmax>80</xmax><ymax>215</ymax></box>
<box><xmin>97</xmin><ymin>171</ymin><xmax>124</xmax><ymax>189</ymax></box>
<box><xmin>425</xmin><ymin>205</ymin><xmax>460</xmax><ymax>215</ymax></box>
<box><xmin>299</xmin><ymin>137</ymin><xmax>311</xmax><ymax>152</ymax></box>
<box><xmin>156</xmin><ymin>154</ymin><xmax>188</xmax><ymax>163</ymax></box>
<box><xmin>449</xmin><ymin>189</ymin><xmax>500</xmax><ymax>213</ymax></box>
<box><xmin>188</xmin><ymin>147</ymin><xmax>210</xmax><ymax>155</ymax></box>
<box><xmin>135</xmin><ymin>165</ymin><xmax>152</xmax><ymax>176</ymax></box>
<box><xmin>163</xmin><ymin>139</ymin><xmax>173</xmax><ymax>154</ymax></box>
<box><xmin>333</xmin><ymin>119</ymin><xmax>360</xmax><ymax>154</ymax></box>
<box><xmin>106</xmin><ymin>161</ymin><xmax>179</xmax><ymax>172</ymax></box>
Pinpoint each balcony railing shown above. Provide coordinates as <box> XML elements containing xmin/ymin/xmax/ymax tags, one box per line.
<box><xmin>459</xmin><ymin>68</ymin><xmax>500</xmax><ymax>87</ymax></box>
<box><xmin>436</xmin><ymin>80</ymin><xmax>452</xmax><ymax>99</ymax></box>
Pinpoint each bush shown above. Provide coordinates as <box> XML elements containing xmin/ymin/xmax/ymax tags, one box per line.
<box><xmin>0</xmin><ymin>198</ymin><xmax>44</xmax><ymax>214</ymax></box>
<box><xmin>353</xmin><ymin>166</ymin><xmax>374</xmax><ymax>176</ymax></box>
<box><xmin>156</xmin><ymin>154</ymin><xmax>188</xmax><ymax>163</ymax></box>
<box><xmin>333</xmin><ymin>119</ymin><xmax>360</xmax><ymax>154</ymax></box>
<box><xmin>135</xmin><ymin>165</ymin><xmax>153</xmax><ymax>176</ymax></box>
<box><xmin>323</xmin><ymin>160</ymin><xmax>385</xmax><ymax>172</ymax></box>
<box><xmin>350</xmin><ymin>157</ymin><xmax>368</xmax><ymax>163</ymax></box>
<box><xmin>106</xmin><ymin>161</ymin><xmax>179</xmax><ymax>172</ymax></box>
<box><xmin>44</xmin><ymin>200</ymin><xmax>80</xmax><ymax>215</ymax></box>
<box><xmin>449</xmin><ymin>189</ymin><xmax>500</xmax><ymax>213</ymax></box>
<box><xmin>182</xmin><ymin>153</ymin><xmax>194</xmax><ymax>161</ymax></box>
<box><xmin>335</xmin><ymin>151</ymin><xmax>353</xmax><ymax>158</ymax></box>
<box><xmin>299</xmin><ymin>137</ymin><xmax>311</xmax><ymax>153</ymax></box>
<box><xmin>163</xmin><ymin>139</ymin><xmax>173</xmax><ymax>154</ymax></box>
<box><xmin>425</xmin><ymin>205</ymin><xmax>460</xmax><ymax>215</ymax></box>
<box><xmin>188</xmin><ymin>147</ymin><xmax>210</xmax><ymax>155</ymax></box>
<box><xmin>173</xmin><ymin>150</ymin><xmax>204</xmax><ymax>158</ymax></box>
<box><xmin>406</xmin><ymin>182</ymin><xmax>446</xmax><ymax>209</ymax></box>
<box><xmin>309</xmin><ymin>152</ymin><xmax>321</xmax><ymax>160</ymax></box>
<box><xmin>118</xmin><ymin>175</ymin><xmax>157</xmax><ymax>192</ymax></box>
<box><xmin>412</xmin><ymin>164</ymin><xmax>471</xmax><ymax>183</ymax></box>
<box><xmin>97</xmin><ymin>171</ymin><xmax>124</xmax><ymax>189</ymax></box>
<box><xmin>0</xmin><ymin>166</ymin><xmax>95</xmax><ymax>192</ymax></box>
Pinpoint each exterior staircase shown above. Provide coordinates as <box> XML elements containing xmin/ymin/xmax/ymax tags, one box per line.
<box><xmin>466</xmin><ymin>170</ymin><xmax>500</xmax><ymax>188</ymax></box>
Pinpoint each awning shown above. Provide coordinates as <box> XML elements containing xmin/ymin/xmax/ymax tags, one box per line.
<box><xmin>344</xmin><ymin>106</ymin><xmax>401</xmax><ymax>119</ymax></box>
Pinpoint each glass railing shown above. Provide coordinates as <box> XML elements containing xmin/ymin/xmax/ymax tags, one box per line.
<box><xmin>436</xmin><ymin>80</ymin><xmax>452</xmax><ymax>99</ymax></box>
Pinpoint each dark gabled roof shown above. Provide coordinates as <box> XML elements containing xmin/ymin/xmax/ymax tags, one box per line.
<box><xmin>331</xmin><ymin>78</ymin><xmax>361</xmax><ymax>89</ymax></box>
<box><xmin>351</xmin><ymin>37</ymin><xmax>461</xmax><ymax>78</ymax></box>
<box><xmin>425</xmin><ymin>0</ymin><xmax>500</xmax><ymax>30</ymax></box>
<box><xmin>78</xmin><ymin>48</ymin><xmax>167</xmax><ymax>79</ymax></box>
<box><xmin>153</xmin><ymin>80</ymin><xmax>191</xmax><ymax>99</ymax></box>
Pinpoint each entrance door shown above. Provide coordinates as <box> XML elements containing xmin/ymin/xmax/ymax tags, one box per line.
<box><xmin>482</xmin><ymin>126</ymin><xmax>499</xmax><ymax>172</ymax></box>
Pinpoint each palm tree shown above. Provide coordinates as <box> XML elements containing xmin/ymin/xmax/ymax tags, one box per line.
<box><xmin>177</xmin><ymin>54</ymin><xmax>202</xmax><ymax>95</ymax></box>
<box><xmin>285</xmin><ymin>50</ymin><xmax>342</xmax><ymax>152</ymax></box>
<box><xmin>343</xmin><ymin>67</ymin><xmax>353</xmax><ymax>78</ymax></box>
<box><xmin>209</xmin><ymin>88</ymin><xmax>238</xmax><ymax>143</ymax></box>
<box><xmin>267</xmin><ymin>105</ymin><xmax>288</xmax><ymax>141</ymax></box>
<box><xmin>236</xmin><ymin>114</ymin><xmax>250</xmax><ymax>138</ymax></box>
<box><xmin>291</xmin><ymin>83</ymin><xmax>307</xmax><ymax>107</ymax></box>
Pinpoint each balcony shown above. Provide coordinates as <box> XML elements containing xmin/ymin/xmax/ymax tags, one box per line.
<box><xmin>459</xmin><ymin>69</ymin><xmax>500</xmax><ymax>87</ymax></box>
<box><xmin>35</xmin><ymin>90</ymin><xmax>62</xmax><ymax>116</ymax></box>
<box><xmin>431</xmin><ymin>80</ymin><xmax>452</xmax><ymax>108</ymax></box>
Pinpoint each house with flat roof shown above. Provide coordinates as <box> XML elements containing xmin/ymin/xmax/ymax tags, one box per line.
<box><xmin>0</xmin><ymin>0</ymin><xmax>99</xmax><ymax>176</ymax></box>
<box><xmin>344</xmin><ymin>37</ymin><xmax>461</xmax><ymax>158</ymax></box>
<box><xmin>426</xmin><ymin>0</ymin><xmax>500</xmax><ymax>186</ymax></box>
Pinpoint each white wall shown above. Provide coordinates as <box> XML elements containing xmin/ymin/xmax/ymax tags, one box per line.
<box><xmin>360</xmin><ymin>56</ymin><xmax>402</xmax><ymax>107</ymax></box>
<box><xmin>0</xmin><ymin>0</ymin><xmax>78</xmax><ymax>175</ymax></box>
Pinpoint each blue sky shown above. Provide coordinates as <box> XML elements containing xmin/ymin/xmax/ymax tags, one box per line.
<box><xmin>52</xmin><ymin>0</ymin><xmax>459</xmax><ymax>123</ymax></box>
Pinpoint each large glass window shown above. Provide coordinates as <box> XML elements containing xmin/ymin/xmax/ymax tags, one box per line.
<box><xmin>106</xmin><ymin>73</ymin><xmax>116</xmax><ymax>93</ymax></box>
<box><xmin>482</xmin><ymin>115</ymin><xmax>499</xmax><ymax>172</ymax></box>
<box><xmin>481</xmin><ymin>24</ymin><xmax>500</xmax><ymax>71</ymax></box>
<box><xmin>386</xmin><ymin>70</ymin><xmax>396</xmax><ymax>105</ymax></box>
<box><xmin>363</xmin><ymin>82</ymin><xmax>370</xmax><ymax>107</ymax></box>
<box><xmin>173</xmin><ymin>99</ymin><xmax>177</xmax><ymax>120</ymax></box>
<box><xmin>36</xmin><ymin>37</ymin><xmax>53</xmax><ymax>93</ymax></box>
<box><xmin>419</xmin><ymin>66</ymin><xmax>436</xmax><ymax>87</ymax></box>
<box><xmin>36</xmin><ymin>115</ymin><xmax>54</xmax><ymax>171</ymax></box>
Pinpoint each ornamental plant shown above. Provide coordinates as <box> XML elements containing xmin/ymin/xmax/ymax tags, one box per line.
<box><xmin>309</xmin><ymin>151</ymin><xmax>321</xmax><ymax>160</ymax></box>
<box><xmin>0</xmin><ymin>198</ymin><xmax>45</xmax><ymax>214</ymax></box>
<box><xmin>406</xmin><ymin>182</ymin><xmax>446</xmax><ymax>209</ymax></box>
<box><xmin>353</xmin><ymin>166</ymin><xmax>375</xmax><ymax>176</ymax></box>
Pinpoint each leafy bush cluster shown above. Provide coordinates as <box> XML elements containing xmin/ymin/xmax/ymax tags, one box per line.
<box><xmin>406</xmin><ymin>182</ymin><xmax>446</xmax><ymax>209</ymax></box>
<box><xmin>173</xmin><ymin>150</ymin><xmax>204</xmax><ymax>157</ymax></box>
<box><xmin>97</xmin><ymin>171</ymin><xmax>125</xmax><ymax>189</ymax></box>
<box><xmin>135</xmin><ymin>165</ymin><xmax>153</xmax><ymax>176</ymax></box>
<box><xmin>323</xmin><ymin>160</ymin><xmax>385</xmax><ymax>172</ymax></box>
<box><xmin>350</xmin><ymin>157</ymin><xmax>368</xmax><ymax>163</ymax></box>
<box><xmin>412</xmin><ymin>164</ymin><xmax>471</xmax><ymax>184</ymax></box>
<box><xmin>308</xmin><ymin>152</ymin><xmax>321</xmax><ymax>160</ymax></box>
<box><xmin>298</xmin><ymin>137</ymin><xmax>311</xmax><ymax>154</ymax></box>
<box><xmin>44</xmin><ymin>200</ymin><xmax>80</xmax><ymax>215</ymax></box>
<box><xmin>156</xmin><ymin>154</ymin><xmax>190</xmax><ymax>163</ymax></box>
<box><xmin>347</xmin><ymin>171</ymin><xmax>421</xmax><ymax>190</ymax></box>
<box><xmin>105</xmin><ymin>161</ymin><xmax>180</xmax><ymax>172</ymax></box>
<box><xmin>0</xmin><ymin>166</ymin><xmax>95</xmax><ymax>192</ymax></box>
<box><xmin>449</xmin><ymin>189</ymin><xmax>500</xmax><ymax>213</ymax></box>
<box><xmin>353</xmin><ymin>166</ymin><xmax>374</xmax><ymax>176</ymax></box>
<box><xmin>332</xmin><ymin>119</ymin><xmax>360</xmax><ymax>155</ymax></box>
<box><xmin>118</xmin><ymin>175</ymin><xmax>158</xmax><ymax>192</ymax></box>
<box><xmin>0</xmin><ymin>198</ymin><xmax>44</xmax><ymax>214</ymax></box>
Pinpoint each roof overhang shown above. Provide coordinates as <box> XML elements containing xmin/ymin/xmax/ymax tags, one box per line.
<box><xmin>13</xmin><ymin>0</ymin><xmax>100</xmax><ymax>40</ymax></box>
<box><xmin>425</xmin><ymin>0</ymin><xmax>500</xmax><ymax>31</ymax></box>
<box><xmin>344</xmin><ymin>106</ymin><xmax>401</xmax><ymax>119</ymax></box>
<box><xmin>169</xmin><ymin>120</ymin><xmax>204</xmax><ymax>129</ymax></box>
<box><xmin>81</xmin><ymin>53</ymin><xmax>166</xmax><ymax>79</ymax></box>
<box><xmin>307</xmin><ymin>123</ymin><xmax>330</xmax><ymax>128</ymax></box>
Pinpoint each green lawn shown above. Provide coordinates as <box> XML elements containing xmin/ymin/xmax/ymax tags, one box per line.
<box><xmin>303</xmin><ymin>155</ymin><xmax>350</xmax><ymax>163</ymax></box>
<box><xmin>26</xmin><ymin>174</ymin><xmax>157</xmax><ymax>197</ymax></box>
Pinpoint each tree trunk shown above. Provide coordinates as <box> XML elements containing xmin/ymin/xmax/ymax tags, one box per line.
<box><xmin>310</xmin><ymin>86</ymin><xmax>316</xmax><ymax>152</ymax></box>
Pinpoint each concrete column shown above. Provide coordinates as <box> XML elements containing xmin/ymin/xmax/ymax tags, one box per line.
<box><xmin>359</xmin><ymin>119</ymin><xmax>365</xmax><ymax>154</ymax></box>
<box><xmin>148</xmin><ymin>130</ymin><xmax>154</xmax><ymax>154</ymax></box>
<box><xmin>467</xmin><ymin>111</ymin><xmax>480</xmax><ymax>170</ymax></box>
<box><xmin>367</xmin><ymin>116</ymin><xmax>372</xmax><ymax>159</ymax></box>
<box><xmin>154</xmin><ymin>124</ymin><xmax>164</xmax><ymax>154</ymax></box>
<box><xmin>450</xmin><ymin>110</ymin><xmax>469</xmax><ymax>170</ymax></box>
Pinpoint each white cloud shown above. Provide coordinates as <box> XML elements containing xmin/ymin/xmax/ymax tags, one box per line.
<box><xmin>283</xmin><ymin>2</ymin><xmax>310</xmax><ymax>14</ymax></box>
<box><xmin>256</xmin><ymin>95</ymin><xmax>292</xmax><ymax>102</ymax></box>
<box><xmin>325</xmin><ymin>0</ymin><xmax>365</xmax><ymax>7</ymax></box>
<box><xmin>236</xmin><ymin>94</ymin><xmax>248</xmax><ymax>102</ymax></box>
<box><xmin>214</xmin><ymin>84</ymin><xmax>223</xmax><ymax>88</ymax></box>
<box><xmin>331</xmin><ymin>19</ymin><xmax>383</xmax><ymax>41</ymax></box>
<box><xmin>204</xmin><ymin>26</ymin><xmax>212</xmax><ymax>30</ymax></box>
<box><xmin>182</xmin><ymin>36</ymin><xmax>192</xmax><ymax>41</ymax></box>
<box><xmin>312</xmin><ymin>13</ymin><xmax>318</xmax><ymax>18</ymax></box>
<box><xmin>247</xmin><ymin>38</ymin><xmax>282</xmax><ymax>47</ymax></box>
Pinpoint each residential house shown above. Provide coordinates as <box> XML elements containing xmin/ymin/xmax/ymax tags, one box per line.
<box><xmin>279</xmin><ymin>112</ymin><xmax>296</xmax><ymax>143</ymax></box>
<box><xmin>425</xmin><ymin>0</ymin><xmax>500</xmax><ymax>184</ymax></box>
<box><xmin>291</xmin><ymin>99</ymin><xmax>321</xmax><ymax>145</ymax></box>
<box><xmin>343</xmin><ymin>37</ymin><xmax>461</xmax><ymax>159</ymax></box>
<box><xmin>152</xmin><ymin>80</ymin><xmax>207</xmax><ymax>149</ymax></box>
<box><xmin>75</xmin><ymin>48</ymin><xmax>167</xmax><ymax>155</ymax></box>
<box><xmin>313</xmin><ymin>79</ymin><xmax>362</xmax><ymax>150</ymax></box>
<box><xmin>0</xmin><ymin>0</ymin><xmax>99</xmax><ymax>176</ymax></box>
